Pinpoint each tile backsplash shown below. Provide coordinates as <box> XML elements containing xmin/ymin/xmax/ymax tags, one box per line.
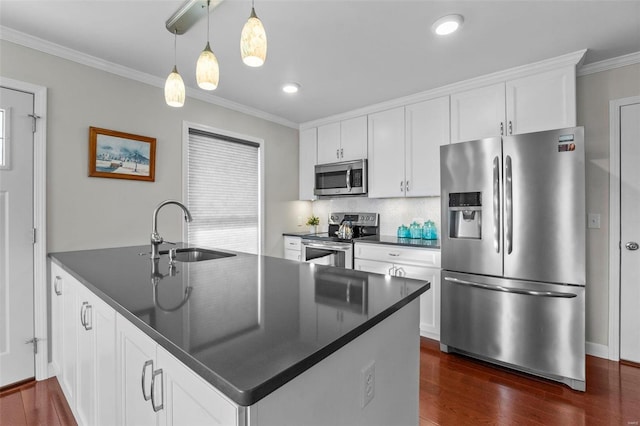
<box><xmin>312</xmin><ymin>197</ymin><xmax>441</xmax><ymax>237</ymax></box>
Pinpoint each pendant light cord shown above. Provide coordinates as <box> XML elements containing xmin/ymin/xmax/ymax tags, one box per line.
<box><xmin>206</xmin><ymin>0</ymin><xmax>210</xmax><ymax>42</ymax></box>
<box><xmin>173</xmin><ymin>29</ymin><xmax>178</xmax><ymax>66</ymax></box>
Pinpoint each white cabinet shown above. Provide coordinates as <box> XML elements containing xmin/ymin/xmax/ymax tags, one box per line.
<box><xmin>405</xmin><ymin>97</ymin><xmax>450</xmax><ymax>197</ymax></box>
<box><xmin>50</xmin><ymin>262</ymin><xmax>117</xmax><ymax>426</ymax></box>
<box><xmin>299</xmin><ymin>128</ymin><xmax>317</xmax><ymax>200</ymax></box>
<box><xmin>368</xmin><ymin>97</ymin><xmax>449</xmax><ymax>198</ymax></box>
<box><xmin>116</xmin><ymin>315</ymin><xmax>238</xmax><ymax>426</ymax></box>
<box><xmin>450</xmin><ymin>66</ymin><xmax>576</xmax><ymax>143</ymax></box>
<box><xmin>283</xmin><ymin>236</ymin><xmax>302</xmax><ymax>261</ymax></box>
<box><xmin>354</xmin><ymin>243</ymin><xmax>441</xmax><ymax>340</ymax></box>
<box><xmin>317</xmin><ymin>116</ymin><xmax>367</xmax><ymax>164</ymax></box>
<box><xmin>50</xmin><ymin>266</ymin><xmax>64</xmax><ymax>377</ymax></box>
<box><xmin>368</xmin><ymin>107</ymin><xmax>405</xmax><ymax>198</ymax></box>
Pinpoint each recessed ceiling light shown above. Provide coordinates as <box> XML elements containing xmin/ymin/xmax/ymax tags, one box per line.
<box><xmin>432</xmin><ymin>14</ymin><xmax>464</xmax><ymax>36</ymax></box>
<box><xmin>282</xmin><ymin>82</ymin><xmax>301</xmax><ymax>94</ymax></box>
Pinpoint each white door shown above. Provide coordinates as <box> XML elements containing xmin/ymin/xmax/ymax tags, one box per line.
<box><xmin>0</xmin><ymin>87</ymin><xmax>35</xmax><ymax>387</ymax></box>
<box><xmin>620</xmin><ymin>101</ymin><xmax>640</xmax><ymax>363</ymax></box>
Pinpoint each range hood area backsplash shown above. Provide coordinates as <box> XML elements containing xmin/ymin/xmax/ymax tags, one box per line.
<box><xmin>311</xmin><ymin>197</ymin><xmax>441</xmax><ymax>237</ymax></box>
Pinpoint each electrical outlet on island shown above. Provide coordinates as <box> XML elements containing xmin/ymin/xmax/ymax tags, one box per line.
<box><xmin>362</xmin><ymin>361</ymin><xmax>375</xmax><ymax>408</ymax></box>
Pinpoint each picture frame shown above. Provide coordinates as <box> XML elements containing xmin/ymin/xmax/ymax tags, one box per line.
<box><xmin>89</xmin><ymin>127</ymin><xmax>156</xmax><ymax>182</ymax></box>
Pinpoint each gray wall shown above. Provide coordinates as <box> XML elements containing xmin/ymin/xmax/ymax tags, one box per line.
<box><xmin>0</xmin><ymin>40</ymin><xmax>304</xmax><ymax>258</ymax></box>
<box><xmin>577</xmin><ymin>63</ymin><xmax>640</xmax><ymax>347</ymax></box>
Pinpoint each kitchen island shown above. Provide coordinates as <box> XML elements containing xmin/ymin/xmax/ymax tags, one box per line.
<box><xmin>49</xmin><ymin>244</ymin><xmax>429</xmax><ymax>426</ymax></box>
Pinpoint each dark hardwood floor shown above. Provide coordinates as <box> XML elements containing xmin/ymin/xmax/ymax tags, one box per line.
<box><xmin>0</xmin><ymin>377</ymin><xmax>75</xmax><ymax>426</ymax></box>
<box><xmin>1</xmin><ymin>338</ymin><xmax>638</xmax><ymax>425</ymax></box>
<box><xmin>419</xmin><ymin>338</ymin><xmax>640</xmax><ymax>425</ymax></box>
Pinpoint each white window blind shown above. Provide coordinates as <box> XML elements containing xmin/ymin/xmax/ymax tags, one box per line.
<box><xmin>187</xmin><ymin>129</ymin><xmax>260</xmax><ymax>254</ymax></box>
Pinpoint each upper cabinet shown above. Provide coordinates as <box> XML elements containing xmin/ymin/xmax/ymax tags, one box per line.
<box><xmin>299</xmin><ymin>128</ymin><xmax>317</xmax><ymax>200</ymax></box>
<box><xmin>317</xmin><ymin>116</ymin><xmax>367</xmax><ymax>164</ymax></box>
<box><xmin>451</xmin><ymin>66</ymin><xmax>576</xmax><ymax>143</ymax></box>
<box><xmin>368</xmin><ymin>96</ymin><xmax>449</xmax><ymax>198</ymax></box>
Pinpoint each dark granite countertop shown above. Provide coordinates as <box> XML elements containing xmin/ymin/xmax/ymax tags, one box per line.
<box><xmin>356</xmin><ymin>235</ymin><xmax>441</xmax><ymax>249</ymax></box>
<box><xmin>282</xmin><ymin>231</ymin><xmax>312</xmax><ymax>237</ymax></box>
<box><xmin>49</xmin><ymin>244</ymin><xmax>429</xmax><ymax>406</ymax></box>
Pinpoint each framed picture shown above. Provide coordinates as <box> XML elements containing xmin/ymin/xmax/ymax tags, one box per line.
<box><xmin>89</xmin><ymin>127</ymin><xmax>156</xmax><ymax>182</ymax></box>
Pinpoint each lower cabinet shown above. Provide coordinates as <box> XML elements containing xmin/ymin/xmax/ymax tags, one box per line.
<box><xmin>116</xmin><ymin>314</ymin><xmax>238</xmax><ymax>426</ymax></box>
<box><xmin>50</xmin><ymin>262</ymin><xmax>117</xmax><ymax>426</ymax></box>
<box><xmin>353</xmin><ymin>243</ymin><xmax>441</xmax><ymax>340</ymax></box>
<box><xmin>283</xmin><ymin>236</ymin><xmax>302</xmax><ymax>261</ymax></box>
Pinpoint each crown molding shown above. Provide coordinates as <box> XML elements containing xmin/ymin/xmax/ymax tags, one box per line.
<box><xmin>0</xmin><ymin>26</ymin><xmax>298</xmax><ymax>129</ymax></box>
<box><xmin>301</xmin><ymin>49</ymin><xmax>587</xmax><ymax>129</ymax></box>
<box><xmin>577</xmin><ymin>51</ymin><xmax>640</xmax><ymax>77</ymax></box>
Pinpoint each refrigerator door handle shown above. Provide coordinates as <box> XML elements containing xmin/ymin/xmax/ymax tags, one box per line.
<box><xmin>505</xmin><ymin>155</ymin><xmax>513</xmax><ymax>254</ymax></box>
<box><xmin>444</xmin><ymin>276</ymin><xmax>577</xmax><ymax>298</ymax></box>
<box><xmin>493</xmin><ymin>156</ymin><xmax>500</xmax><ymax>253</ymax></box>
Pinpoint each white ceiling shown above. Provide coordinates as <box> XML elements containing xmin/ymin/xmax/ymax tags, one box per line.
<box><xmin>1</xmin><ymin>1</ymin><xmax>639</xmax><ymax>126</ymax></box>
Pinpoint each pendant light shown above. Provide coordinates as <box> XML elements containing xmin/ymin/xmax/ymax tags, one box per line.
<box><xmin>240</xmin><ymin>0</ymin><xmax>267</xmax><ymax>67</ymax></box>
<box><xmin>196</xmin><ymin>0</ymin><xmax>219</xmax><ymax>90</ymax></box>
<box><xmin>165</xmin><ymin>30</ymin><xmax>185</xmax><ymax>107</ymax></box>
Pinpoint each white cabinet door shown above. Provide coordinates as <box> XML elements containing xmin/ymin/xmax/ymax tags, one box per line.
<box><xmin>450</xmin><ymin>83</ymin><xmax>505</xmax><ymax>143</ymax></box>
<box><xmin>283</xmin><ymin>236</ymin><xmax>301</xmax><ymax>261</ymax></box>
<box><xmin>368</xmin><ymin>107</ymin><xmax>405</xmax><ymax>198</ymax></box>
<box><xmin>76</xmin><ymin>286</ymin><xmax>96</xmax><ymax>426</ymax></box>
<box><xmin>117</xmin><ymin>315</ymin><xmax>159</xmax><ymax>426</ymax></box>
<box><xmin>157</xmin><ymin>347</ymin><xmax>237</xmax><ymax>426</ymax></box>
<box><xmin>506</xmin><ymin>66</ymin><xmax>576</xmax><ymax>135</ymax></box>
<box><xmin>299</xmin><ymin>128</ymin><xmax>317</xmax><ymax>200</ymax></box>
<box><xmin>317</xmin><ymin>122</ymin><xmax>341</xmax><ymax>164</ymax></box>
<box><xmin>93</xmin><ymin>295</ymin><xmax>117</xmax><ymax>426</ymax></box>
<box><xmin>50</xmin><ymin>265</ymin><xmax>64</xmax><ymax>376</ymax></box>
<box><xmin>60</xmin><ymin>271</ymin><xmax>78</xmax><ymax>411</ymax></box>
<box><xmin>340</xmin><ymin>115</ymin><xmax>368</xmax><ymax>161</ymax></box>
<box><xmin>393</xmin><ymin>264</ymin><xmax>441</xmax><ymax>340</ymax></box>
<box><xmin>405</xmin><ymin>96</ymin><xmax>450</xmax><ymax>197</ymax></box>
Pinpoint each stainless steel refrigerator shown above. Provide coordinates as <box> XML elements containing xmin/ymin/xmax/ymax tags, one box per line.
<box><xmin>439</xmin><ymin>127</ymin><xmax>586</xmax><ymax>391</ymax></box>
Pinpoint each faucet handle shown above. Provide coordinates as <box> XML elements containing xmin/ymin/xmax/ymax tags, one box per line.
<box><xmin>151</xmin><ymin>232</ymin><xmax>163</xmax><ymax>244</ymax></box>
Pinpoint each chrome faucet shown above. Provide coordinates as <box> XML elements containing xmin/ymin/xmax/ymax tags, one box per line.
<box><xmin>150</xmin><ymin>200</ymin><xmax>192</xmax><ymax>259</ymax></box>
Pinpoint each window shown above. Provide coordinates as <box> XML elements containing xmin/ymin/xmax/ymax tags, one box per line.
<box><xmin>186</xmin><ymin>127</ymin><xmax>261</xmax><ymax>254</ymax></box>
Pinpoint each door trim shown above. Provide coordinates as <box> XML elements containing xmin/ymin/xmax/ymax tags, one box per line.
<box><xmin>608</xmin><ymin>95</ymin><xmax>640</xmax><ymax>361</ymax></box>
<box><xmin>0</xmin><ymin>77</ymin><xmax>48</xmax><ymax>379</ymax></box>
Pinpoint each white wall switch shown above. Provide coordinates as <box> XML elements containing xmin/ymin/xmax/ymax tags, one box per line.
<box><xmin>587</xmin><ymin>213</ymin><xmax>601</xmax><ymax>229</ymax></box>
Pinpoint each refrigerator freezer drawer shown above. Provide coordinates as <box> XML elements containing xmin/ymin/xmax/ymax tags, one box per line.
<box><xmin>440</xmin><ymin>270</ymin><xmax>585</xmax><ymax>390</ymax></box>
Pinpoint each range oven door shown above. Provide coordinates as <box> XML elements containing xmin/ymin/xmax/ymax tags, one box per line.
<box><xmin>301</xmin><ymin>240</ymin><xmax>353</xmax><ymax>269</ymax></box>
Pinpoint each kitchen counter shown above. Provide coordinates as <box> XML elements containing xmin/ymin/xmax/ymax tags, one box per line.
<box><xmin>357</xmin><ymin>235</ymin><xmax>441</xmax><ymax>249</ymax></box>
<box><xmin>49</xmin><ymin>244</ymin><xmax>429</xmax><ymax>407</ymax></box>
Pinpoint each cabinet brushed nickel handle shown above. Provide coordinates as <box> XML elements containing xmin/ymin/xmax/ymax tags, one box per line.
<box><xmin>151</xmin><ymin>368</ymin><xmax>164</xmax><ymax>412</ymax></box>
<box><xmin>80</xmin><ymin>304</ymin><xmax>86</xmax><ymax>327</ymax></box>
<box><xmin>54</xmin><ymin>276</ymin><xmax>62</xmax><ymax>296</ymax></box>
<box><xmin>500</xmin><ymin>122</ymin><xmax>504</xmax><ymax>136</ymax></box>
<box><xmin>340</xmin><ymin>148</ymin><xmax>343</xmax><ymax>158</ymax></box>
<box><xmin>406</xmin><ymin>180</ymin><xmax>410</xmax><ymax>192</ymax></box>
<box><xmin>336</xmin><ymin>149</ymin><xmax>339</xmax><ymax>159</ymax></box>
<box><xmin>141</xmin><ymin>360</ymin><xmax>153</xmax><ymax>401</ymax></box>
<box><xmin>387</xmin><ymin>266</ymin><xmax>395</xmax><ymax>275</ymax></box>
<box><xmin>388</xmin><ymin>252</ymin><xmax>400</xmax><ymax>257</ymax></box>
<box><xmin>83</xmin><ymin>303</ymin><xmax>92</xmax><ymax>331</ymax></box>
<box><xmin>508</xmin><ymin>120</ymin><xmax>513</xmax><ymax>135</ymax></box>
<box><xmin>400</xmin><ymin>181</ymin><xmax>404</xmax><ymax>192</ymax></box>
<box><xmin>626</xmin><ymin>242</ymin><xmax>639</xmax><ymax>251</ymax></box>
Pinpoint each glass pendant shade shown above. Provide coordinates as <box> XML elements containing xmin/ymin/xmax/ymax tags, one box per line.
<box><xmin>240</xmin><ymin>7</ymin><xmax>267</xmax><ymax>67</ymax></box>
<box><xmin>196</xmin><ymin>42</ymin><xmax>220</xmax><ymax>90</ymax></box>
<box><xmin>165</xmin><ymin>66</ymin><xmax>185</xmax><ymax>107</ymax></box>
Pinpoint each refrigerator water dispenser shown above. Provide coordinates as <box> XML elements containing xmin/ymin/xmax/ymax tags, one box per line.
<box><xmin>448</xmin><ymin>192</ymin><xmax>482</xmax><ymax>239</ymax></box>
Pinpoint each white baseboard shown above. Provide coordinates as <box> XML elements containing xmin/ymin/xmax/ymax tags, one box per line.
<box><xmin>420</xmin><ymin>330</ymin><xmax>440</xmax><ymax>342</ymax></box>
<box><xmin>586</xmin><ymin>341</ymin><xmax>610</xmax><ymax>359</ymax></box>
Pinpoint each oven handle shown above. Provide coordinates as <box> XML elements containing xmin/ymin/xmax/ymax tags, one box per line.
<box><xmin>302</xmin><ymin>241</ymin><xmax>352</xmax><ymax>251</ymax></box>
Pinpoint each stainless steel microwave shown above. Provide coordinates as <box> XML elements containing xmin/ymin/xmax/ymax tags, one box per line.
<box><xmin>314</xmin><ymin>159</ymin><xmax>367</xmax><ymax>197</ymax></box>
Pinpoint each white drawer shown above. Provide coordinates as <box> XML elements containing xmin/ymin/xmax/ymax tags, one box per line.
<box><xmin>354</xmin><ymin>242</ymin><xmax>441</xmax><ymax>267</ymax></box>
<box><xmin>284</xmin><ymin>236</ymin><xmax>302</xmax><ymax>250</ymax></box>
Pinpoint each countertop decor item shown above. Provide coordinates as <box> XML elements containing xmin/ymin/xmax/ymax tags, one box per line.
<box><xmin>306</xmin><ymin>214</ymin><xmax>319</xmax><ymax>233</ymax></box>
<box><xmin>88</xmin><ymin>127</ymin><xmax>156</xmax><ymax>182</ymax></box>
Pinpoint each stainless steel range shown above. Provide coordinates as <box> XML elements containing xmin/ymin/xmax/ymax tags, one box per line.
<box><xmin>301</xmin><ymin>212</ymin><xmax>379</xmax><ymax>269</ymax></box>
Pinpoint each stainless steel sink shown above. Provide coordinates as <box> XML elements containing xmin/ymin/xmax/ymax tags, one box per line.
<box><xmin>160</xmin><ymin>247</ymin><xmax>236</xmax><ymax>262</ymax></box>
